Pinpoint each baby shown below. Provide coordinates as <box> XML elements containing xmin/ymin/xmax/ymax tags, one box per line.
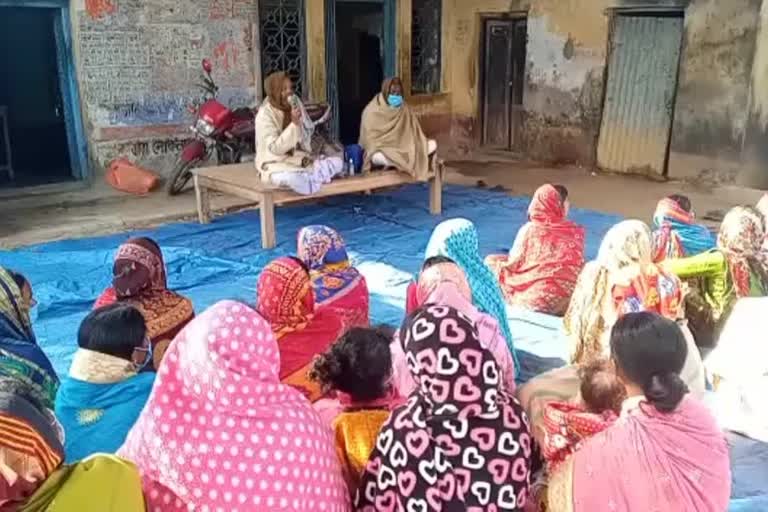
<box><xmin>541</xmin><ymin>359</ymin><xmax>626</xmax><ymax>468</ymax></box>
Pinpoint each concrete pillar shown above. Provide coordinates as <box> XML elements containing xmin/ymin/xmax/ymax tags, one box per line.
<box><xmin>741</xmin><ymin>0</ymin><xmax>768</xmax><ymax>189</ymax></box>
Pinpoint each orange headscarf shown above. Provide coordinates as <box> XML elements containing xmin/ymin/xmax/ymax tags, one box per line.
<box><xmin>256</xmin><ymin>257</ymin><xmax>344</xmax><ymax>400</ymax></box>
<box><xmin>528</xmin><ymin>184</ymin><xmax>566</xmax><ymax>223</ymax></box>
<box><xmin>256</xmin><ymin>256</ymin><xmax>314</xmax><ymax>338</ymax></box>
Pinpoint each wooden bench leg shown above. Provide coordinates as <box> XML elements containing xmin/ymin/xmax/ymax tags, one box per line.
<box><xmin>429</xmin><ymin>162</ymin><xmax>444</xmax><ymax>215</ymax></box>
<box><xmin>259</xmin><ymin>192</ymin><xmax>276</xmax><ymax>249</ymax></box>
<box><xmin>194</xmin><ymin>175</ymin><xmax>211</xmax><ymax>224</ymax></box>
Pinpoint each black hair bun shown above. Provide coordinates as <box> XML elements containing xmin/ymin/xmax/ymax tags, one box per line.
<box><xmin>308</xmin><ymin>352</ymin><xmax>342</xmax><ymax>387</ymax></box>
<box><xmin>643</xmin><ymin>372</ymin><xmax>688</xmax><ymax>412</ymax></box>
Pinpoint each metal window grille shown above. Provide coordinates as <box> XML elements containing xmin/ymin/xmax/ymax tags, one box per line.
<box><xmin>411</xmin><ymin>0</ymin><xmax>441</xmax><ymax>94</ymax></box>
<box><xmin>259</xmin><ymin>0</ymin><xmax>307</xmax><ymax>97</ymax></box>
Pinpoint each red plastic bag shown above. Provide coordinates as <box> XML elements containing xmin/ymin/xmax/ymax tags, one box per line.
<box><xmin>105</xmin><ymin>158</ymin><xmax>159</xmax><ymax>195</ymax></box>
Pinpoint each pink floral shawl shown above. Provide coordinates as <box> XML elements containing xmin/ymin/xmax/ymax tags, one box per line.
<box><xmin>118</xmin><ymin>300</ymin><xmax>350</xmax><ymax>511</ymax></box>
<box><xmin>552</xmin><ymin>395</ymin><xmax>730</xmax><ymax>512</ymax></box>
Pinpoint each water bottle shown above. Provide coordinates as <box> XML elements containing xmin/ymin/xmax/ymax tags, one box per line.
<box><xmin>348</xmin><ymin>157</ymin><xmax>355</xmax><ymax>176</ymax></box>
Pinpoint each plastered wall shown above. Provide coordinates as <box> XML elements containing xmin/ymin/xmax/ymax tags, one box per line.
<box><xmin>445</xmin><ymin>0</ymin><xmax>610</xmax><ymax>163</ymax></box>
<box><xmin>668</xmin><ymin>0</ymin><xmax>760</xmax><ymax>181</ymax></box>
<box><xmin>70</xmin><ymin>0</ymin><xmax>259</xmax><ymax>175</ymax></box>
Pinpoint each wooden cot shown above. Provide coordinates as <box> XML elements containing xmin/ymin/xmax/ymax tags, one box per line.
<box><xmin>193</xmin><ymin>161</ymin><xmax>444</xmax><ymax>249</ymax></box>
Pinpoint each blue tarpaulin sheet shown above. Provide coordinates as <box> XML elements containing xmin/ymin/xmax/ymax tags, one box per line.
<box><xmin>0</xmin><ymin>184</ymin><xmax>763</xmax><ymax>509</ymax></box>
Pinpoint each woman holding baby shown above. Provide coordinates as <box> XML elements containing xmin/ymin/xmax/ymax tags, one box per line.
<box><xmin>519</xmin><ymin>221</ymin><xmax>728</xmax><ymax>511</ymax></box>
<box><xmin>540</xmin><ymin>312</ymin><xmax>731</xmax><ymax>512</ymax></box>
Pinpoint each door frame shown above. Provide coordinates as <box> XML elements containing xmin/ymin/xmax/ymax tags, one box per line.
<box><xmin>596</xmin><ymin>8</ymin><xmax>685</xmax><ymax>176</ymax></box>
<box><xmin>477</xmin><ymin>13</ymin><xmax>527</xmax><ymax>149</ymax></box>
<box><xmin>0</xmin><ymin>0</ymin><xmax>89</xmax><ymax>182</ymax></box>
<box><xmin>325</xmin><ymin>0</ymin><xmax>396</xmax><ymax>138</ymax></box>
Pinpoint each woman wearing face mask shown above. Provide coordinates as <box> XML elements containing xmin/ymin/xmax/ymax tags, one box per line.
<box><xmin>55</xmin><ymin>303</ymin><xmax>155</xmax><ymax>462</ymax></box>
<box><xmin>359</xmin><ymin>76</ymin><xmax>437</xmax><ymax>179</ymax></box>
<box><xmin>255</xmin><ymin>71</ymin><xmax>344</xmax><ymax>195</ymax></box>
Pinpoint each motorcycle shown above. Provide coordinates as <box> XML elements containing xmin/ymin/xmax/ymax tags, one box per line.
<box><xmin>167</xmin><ymin>59</ymin><xmax>333</xmax><ymax>195</ymax></box>
<box><xmin>167</xmin><ymin>59</ymin><xmax>255</xmax><ymax>195</ymax></box>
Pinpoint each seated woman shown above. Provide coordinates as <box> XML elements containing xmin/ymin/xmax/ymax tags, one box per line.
<box><xmin>94</xmin><ymin>237</ymin><xmax>194</xmax><ymax>369</ymax></box>
<box><xmin>424</xmin><ymin>218</ymin><xmax>518</xmax><ymax>368</ymax></box>
<box><xmin>0</xmin><ymin>267</ymin><xmax>58</xmax><ymax>409</ymax></box>
<box><xmin>486</xmin><ymin>184</ymin><xmax>585</xmax><ymax>315</ymax></box>
<box><xmin>661</xmin><ymin>206</ymin><xmax>768</xmax><ymax>347</ymax></box>
<box><xmin>257</xmin><ymin>256</ymin><xmax>345</xmax><ymax>401</ymax></box>
<box><xmin>255</xmin><ymin>71</ymin><xmax>343</xmax><ymax>195</ymax></box>
<box><xmin>1</xmin><ymin>372</ymin><xmax>145</xmax><ymax>510</ymax></box>
<box><xmin>547</xmin><ymin>312</ymin><xmax>731</xmax><ymax>512</ymax></box>
<box><xmin>297</xmin><ymin>225</ymin><xmax>370</xmax><ymax>328</ymax></box>
<box><xmin>359</xmin><ymin>76</ymin><xmax>436</xmax><ymax>179</ymax></box>
<box><xmin>393</xmin><ymin>258</ymin><xmax>517</xmax><ymax>396</ymax></box>
<box><xmin>55</xmin><ymin>303</ymin><xmax>155</xmax><ymax>462</ymax></box>
<box><xmin>357</xmin><ymin>305</ymin><xmax>532</xmax><ymax>510</ymax></box>
<box><xmin>564</xmin><ymin>220</ymin><xmax>705</xmax><ymax>396</ymax></box>
<box><xmin>309</xmin><ymin>327</ymin><xmax>400</xmax><ymax>493</ymax></box>
<box><xmin>652</xmin><ymin>194</ymin><xmax>715</xmax><ymax>261</ymax></box>
<box><xmin>119</xmin><ymin>300</ymin><xmax>350</xmax><ymax>511</ymax></box>
<box><xmin>0</xmin><ymin>375</ymin><xmax>64</xmax><ymax>509</ymax></box>
<box><xmin>706</xmin><ymin>297</ymin><xmax>768</xmax><ymax>442</ymax></box>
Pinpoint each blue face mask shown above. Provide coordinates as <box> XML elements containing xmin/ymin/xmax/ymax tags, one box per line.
<box><xmin>388</xmin><ymin>94</ymin><xmax>404</xmax><ymax>108</ymax></box>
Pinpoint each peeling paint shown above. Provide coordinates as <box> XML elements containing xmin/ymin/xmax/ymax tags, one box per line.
<box><xmin>670</xmin><ymin>0</ymin><xmax>760</xmax><ymax>166</ymax></box>
<box><xmin>445</xmin><ymin>0</ymin><xmax>609</xmax><ymax>163</ymax></box>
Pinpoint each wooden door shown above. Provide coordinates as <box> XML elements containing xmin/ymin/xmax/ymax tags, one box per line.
<box><xmin>482</xmin><ymin>18</ymin><xmax>527</xmax><ymax>149</ymax></box>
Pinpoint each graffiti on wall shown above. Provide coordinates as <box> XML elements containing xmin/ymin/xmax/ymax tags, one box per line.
<box><xmin>80</xmin><ymin>31</ymin><xmax>152</xmax><ymax>107</ymax></box>
<box><xmin>209</xmin><ymin>0</ymin><xmax>258</xmax><ymax>21</ymax></box>
<box><xmin>77</xmin><ymin>0</ymin><xmax>257</xmax><ymax>130</ymax></box>
<box><xmin>127</xmin><ymin>138</ymin><xmax>192</xmax><ymax>158</ymax></box>
<box><xmin>85</xmin><ymin>0</ymin><xmax>116</xmax><ymax>19</ymax></box>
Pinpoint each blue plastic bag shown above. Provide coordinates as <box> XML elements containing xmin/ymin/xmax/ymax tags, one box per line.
<box><xmin>344</xmin><ymin>144</ymin><xmax>364</xmax><ymax>173</ymax></box>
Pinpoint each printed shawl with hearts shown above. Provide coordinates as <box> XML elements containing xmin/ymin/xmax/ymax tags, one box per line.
<box><xmin>355</xmin><ymin>305</ymin><xmax>532</xmax><ymax>512</ymax></box>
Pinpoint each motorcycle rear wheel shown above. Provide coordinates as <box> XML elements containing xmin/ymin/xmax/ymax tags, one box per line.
<box><xmin>166</xmin><ymin>157</ymin><xmax>200</xmax><ymax>196</ymax></box>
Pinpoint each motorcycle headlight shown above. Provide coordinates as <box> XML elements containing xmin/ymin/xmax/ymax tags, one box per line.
<box><xmin>195</xmin><ymin>118</ymin><xmax>215</xmax><ymax>136</ymax></box>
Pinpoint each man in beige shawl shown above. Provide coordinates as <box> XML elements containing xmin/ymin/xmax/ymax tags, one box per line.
<box><xmin>255</xmin><ymin>71</ymin><xmax>343</xmax><ymax>194</ymax></box>
<box><xmin>359</xmin><ymin>77</ymin><xmax>436</xmax><ymax>180</ymax></box>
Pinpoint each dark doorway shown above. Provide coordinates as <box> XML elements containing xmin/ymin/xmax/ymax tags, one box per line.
<box><xmin>333</xmin><ymin>2</ymin><xmax>385</xmax><ymax>144</ymax></box>
<box><xmin>481</xmin><ymin>17</ymin><xmax>527</xmax><ymax>151</ymax></box>
<box><xmin>0</xmin><ymin>7</ymin><xmax>73</xmax><ymax>188</ymax></box>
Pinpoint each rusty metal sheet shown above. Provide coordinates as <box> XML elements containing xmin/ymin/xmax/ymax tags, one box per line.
<box><xmin>597</xmin><ymin>15</ymin><xmax>683</xmax><ymax>176</ymax></box>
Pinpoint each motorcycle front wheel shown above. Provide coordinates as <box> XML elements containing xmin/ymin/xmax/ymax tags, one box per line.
<box><xmin>166</xmin><ymin>157</ymin><xmax>201</xmax><ymax>196</ymax></box>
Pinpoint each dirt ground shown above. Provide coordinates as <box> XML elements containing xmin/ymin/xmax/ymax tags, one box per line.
<box><xmin>1</xmin><ymin>155</ymin><xmax>764</xmax><ymax>248</ymax></box>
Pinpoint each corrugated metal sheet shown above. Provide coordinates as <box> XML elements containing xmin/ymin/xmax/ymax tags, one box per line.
<box><xmin>597</xmin><ymin>15</ymin><xmax>683</xmax><ymax>176</ymax></box>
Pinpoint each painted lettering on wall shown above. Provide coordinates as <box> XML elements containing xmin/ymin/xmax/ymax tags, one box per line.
<box><xmin>208</xmin><ymin>0</ymin><xmax>258</xmax><ymax>20</ymax></box>
<box><xmin>213</xmin><ymin>40</ymin><xmax>239</xmax><ymax>72</ymax></box>
<box><xmin>107</xmin><ymin>96</ymin><xmax>198</xmax><ymax>125</ymax></box>
<box><xmin>77</xmin><ymin>0</ymin><xmax>258</xmax><ymax>139</ymax></box>
<box><xmin>128</xmin><ymin>138</ymin><xmax>192</xmax><ymax>158</ymax></box>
